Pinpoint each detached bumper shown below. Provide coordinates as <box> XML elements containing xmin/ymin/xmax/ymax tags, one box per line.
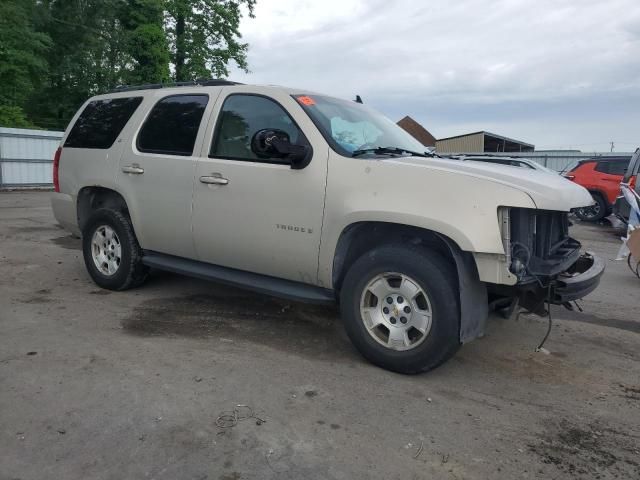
<box><xmin>551</xmin><ymin>252</ymin><xmax>604</xmax><ymax>304</ymax></box>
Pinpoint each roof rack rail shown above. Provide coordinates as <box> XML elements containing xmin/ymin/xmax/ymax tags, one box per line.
<box><xmin>110</xmin><ymin>78</ymin><xmax>242</xmax><ymax>93</ymax></box>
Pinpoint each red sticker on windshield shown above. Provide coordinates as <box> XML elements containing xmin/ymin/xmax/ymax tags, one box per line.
<box><xmin>296</xmin><ymin>95</ymin><xmax>315</xmax><ymax>106</ymax></box>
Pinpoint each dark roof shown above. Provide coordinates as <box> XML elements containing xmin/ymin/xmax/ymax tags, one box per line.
<box><xmin>396</xmin><ymin>116</ymin><xmax>436</xmax><ymax>147</ymax></box>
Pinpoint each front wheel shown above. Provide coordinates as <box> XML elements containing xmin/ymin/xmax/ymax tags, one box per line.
<box><xmin>82</xmin><ymin>208</ymin><xmax>149</xmax><ymax>290</ymax></box>
<box><xmin>340</xmin><ymin>245</ymin><xmax>460</xmax><ymax>374</ymax></box>
<box><xmin>575</xmin><ymin>194</ymin><xmax>607</xmax><ymax>222</ymax></box>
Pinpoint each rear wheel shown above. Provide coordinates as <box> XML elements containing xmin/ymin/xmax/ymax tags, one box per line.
<box><xmin>340</xmin><ymin>245</ymin><xmax>460</xmax><ymax>374</ymax></box>
<box><xmin>575</xmin><ymin>194</ymin><xmax>607</xmax><ymax>222</ymax></box>
<box><xmin>82</xmin><ymin>208</ymin><xmax>149</xmax><ymax>290</ymax></box>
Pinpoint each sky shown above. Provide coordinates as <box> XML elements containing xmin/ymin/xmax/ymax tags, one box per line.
<box><xmin>229</xmin><ymin>0</ymin><xmax>640</xmax><ymax>152</ymax></box>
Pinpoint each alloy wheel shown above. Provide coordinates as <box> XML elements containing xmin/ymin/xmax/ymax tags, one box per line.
<box><xmin>91</xmin><ymin>225</ymin><xmax>122</xmax><ymax>276</ymax></box>
<box><xmin>359</xmin><ymin>272</ymin><xmax>433</xmax><ymax>351</ymax></box>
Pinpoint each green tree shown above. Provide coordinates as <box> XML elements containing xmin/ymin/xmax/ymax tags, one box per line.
<box><xmin>28</xmin><ymin>0</ymin><xmax>129</xmax><ymax>129</ymax></box>
<box><xmin>0</xmin><ymin>0</ymin><xmax>51</xmax><ymax>127</ymax></box>
<box><xmin>120</xmin><ymin>0</ymin><xmax>171</xmax><ymax>85</ymax></box>
<box><xmin>28</xmin><ymin>0</ymin><xmax>170</xmax><ymax>129</ymax></box>
<box><xmin>165</xmin><ymin>0</ymin><xmax>256</xmax><ymax>81</ymax></box>
<box><xmin>8</xmin><ymin>0</ymin><xmax>256</xmax><ymax>129</ymax></box>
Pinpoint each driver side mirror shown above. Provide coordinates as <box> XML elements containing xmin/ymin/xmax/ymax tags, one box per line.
<box><xmin>250</xmin><ymin>129</ymin><xmax>311</xmax><ymax>169</ymax></box>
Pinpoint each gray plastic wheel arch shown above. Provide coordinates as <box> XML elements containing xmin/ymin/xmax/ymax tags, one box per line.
<box><xmin>436</xmin><ymin>234</ymin><xmax>488</xmax><ymax>343</ymax></box>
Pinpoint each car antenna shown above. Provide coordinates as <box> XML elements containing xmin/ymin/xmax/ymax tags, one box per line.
<box><xmin>354</xmin><ymin>95</ymin><xmax>363</xmax><ymax>104</ymax></box>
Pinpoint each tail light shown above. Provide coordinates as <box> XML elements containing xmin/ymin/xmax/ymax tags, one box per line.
<box><xmin>53</xmin><ymin>147</ymin><xmax>61</xmax><ymax>192</ymax></box>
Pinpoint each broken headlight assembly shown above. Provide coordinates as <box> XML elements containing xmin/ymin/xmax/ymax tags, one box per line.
<box><xmin>499</xmin><ymin>207</ymin><xmax>581</xmax><ymax>282</ymax></box>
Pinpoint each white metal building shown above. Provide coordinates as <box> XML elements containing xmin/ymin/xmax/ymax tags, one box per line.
<box><xmin>0</xmin><ymin>127</ymin><xmax>63</xmax><ymax>188</ymax></box>
<box><xmin>436</xmin><ymin>131</ymin><xmax>535</xmax><ymax>153</ymax></box>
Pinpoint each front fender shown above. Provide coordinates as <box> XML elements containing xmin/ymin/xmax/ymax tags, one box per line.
<box><xmin>318</xmin><ymin>153</ymin><xmax>536</xmax><ymax>286</ymax></box>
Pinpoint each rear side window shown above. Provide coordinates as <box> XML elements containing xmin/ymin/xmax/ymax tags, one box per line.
<box><xmin>137</xmin><ymin>95</ymin><xmax>209</xmax><ymax>156</ymax></box>
<box><xmin>64</xmin><ymin>97</ymin><xmax>142</xmax><ymax>149</ymax></box>
<box><xmin>595</xmin><ymin>159</ymin><xmax>628</xmax><ymax>175</ymax></box>
<box><xmin>609</xmin><ymin>159</ymin><xmax>629</xmax><ymax>176</ymax></box>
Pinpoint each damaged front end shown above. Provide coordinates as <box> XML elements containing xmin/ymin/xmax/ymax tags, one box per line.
<box><xmin>493</xmin><ymin>207</ymin><xmax>605</xmax><ymax>315</ymax></box>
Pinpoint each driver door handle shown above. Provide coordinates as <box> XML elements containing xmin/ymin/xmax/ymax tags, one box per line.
<box><xmin>200</xmin><ymin>175</ymin><xmax>229</xmax><ymax>185</ymax></box>
<box><xmin>122</xmin><ymin>164</ymin><xmax>144</xmax><ymax>174</ymax></box>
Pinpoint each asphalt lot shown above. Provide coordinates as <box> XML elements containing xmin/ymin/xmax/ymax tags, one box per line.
<box><xmin>1</xmin><ymin>191</ymin><xmax>639</xmax><ymax>480</ymax></box>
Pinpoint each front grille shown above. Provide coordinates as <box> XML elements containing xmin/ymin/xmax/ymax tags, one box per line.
<box><xmin>533</xmin><ymin>210</ymin><xmax>571</xmax><ymax>257</ymax></box>
<box><xmin>508</xmin><ymin>208</ymin><xmax>580</xmax><ymax>278</ymax></box>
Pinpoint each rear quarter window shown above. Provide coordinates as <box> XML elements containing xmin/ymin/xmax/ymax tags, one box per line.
<box><xmin>64</xmin><ymin>97</ymin><xmax>143</xmax><ymax>149</ymax></box>
<box><xmin>562</xmin><ymin>159</ymin><xmax>585</xmax><ymax>173</ymax></box>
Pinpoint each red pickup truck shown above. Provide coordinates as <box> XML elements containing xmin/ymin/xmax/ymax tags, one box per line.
<box><xmin>562</xmin><ymin>156</ymin><xmax>632</xmax><ymax>221</ymax></box>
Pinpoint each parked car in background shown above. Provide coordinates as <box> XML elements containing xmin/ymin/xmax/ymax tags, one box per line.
<box><xmin>447</xmin><ymin>154</ymin><xmax>558</xmax><ymax>174</ymax></box>
<box><xmin>561</xmin><ymin>156</ymin><xmax>632</xmax><ymax>222</ymax></box>
<box><xmin>613</xmin><ymin>148</ymin><xmax>640</xmax><ymax>223</ymax></box>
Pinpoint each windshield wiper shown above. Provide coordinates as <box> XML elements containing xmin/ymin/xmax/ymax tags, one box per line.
<box><xmin>351</xmin><ymin>146</ymin><xmax>431</xmax><ymax>158</ymax></box>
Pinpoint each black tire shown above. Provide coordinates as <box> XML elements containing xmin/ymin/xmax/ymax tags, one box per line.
<box><xmin>575</xmin><ymin>194</ymin><xmax>607</xmax><ymax>222</ymax></box>
<box><xmin>82</xmin><ymin>208</ymin><xmax>149</xmax><ymax>290</ymax></box>
<box><xmin>339</xmin><ymin>244</ymin><xmax>460</xmax><ymax>374</ymax></box>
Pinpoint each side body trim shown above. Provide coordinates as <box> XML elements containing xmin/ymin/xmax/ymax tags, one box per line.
<box><xmin>142</xmin><ymin>251</ymin><xmax>336</xmax><ymax>304</ymax></box>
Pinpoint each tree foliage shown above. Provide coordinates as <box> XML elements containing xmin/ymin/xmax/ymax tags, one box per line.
<box><xmin>27</xmin><ymin>0</ymin><xmax>126</xmax><ymax>128</ymax></box>
<box><xmin>121</xmin><ymin>0</ymin><xmax>171</xmax><ymax>85</ymax></box>
<box><xmin>0</xmin><ymin>0</ymin><xmax>51</xmax><ymax>127</ymax></box>
<box><xmin>0</xmin><ymin>0</ymin><xmax>256</xmax><ymax>129</ymax></box>
<box><xmin>165</xmin><ymin>0</ymin><xmax>256</xmax><ymax>81</ymax></box>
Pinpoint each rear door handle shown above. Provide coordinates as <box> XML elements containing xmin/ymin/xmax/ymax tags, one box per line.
<box><xmin>200</xmin><ymin>175</ymin><xmax>229</xmax><ymax>185</ymax></box>
<box><xmin>122</xmin><ymin>164</ymin><xmax>144</xmax><ymax>174</ymax></box>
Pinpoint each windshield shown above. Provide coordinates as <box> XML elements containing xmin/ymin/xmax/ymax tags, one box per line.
<box><xmin>293</xmin><ymin>94</ymin><xmax>426</xmax><ymax>157</ymax></box>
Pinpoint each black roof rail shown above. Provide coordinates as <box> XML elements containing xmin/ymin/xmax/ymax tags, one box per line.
<box><xmin>110</xmin><ymin>78</ymin><xmax>242</xmax><ymax>93</ymax></box>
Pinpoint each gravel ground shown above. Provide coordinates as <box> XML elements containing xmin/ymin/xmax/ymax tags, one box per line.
<box><xmin>1</xmin><ymin>191</ymin><xmax>639</xmax><ymax>480</ymax></box>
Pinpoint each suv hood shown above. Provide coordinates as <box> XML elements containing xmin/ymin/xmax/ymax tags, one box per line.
<box><xmin>392</xmin><ymin>156</ymin><xmax>593</xmax><ymax>211</ymax></box>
